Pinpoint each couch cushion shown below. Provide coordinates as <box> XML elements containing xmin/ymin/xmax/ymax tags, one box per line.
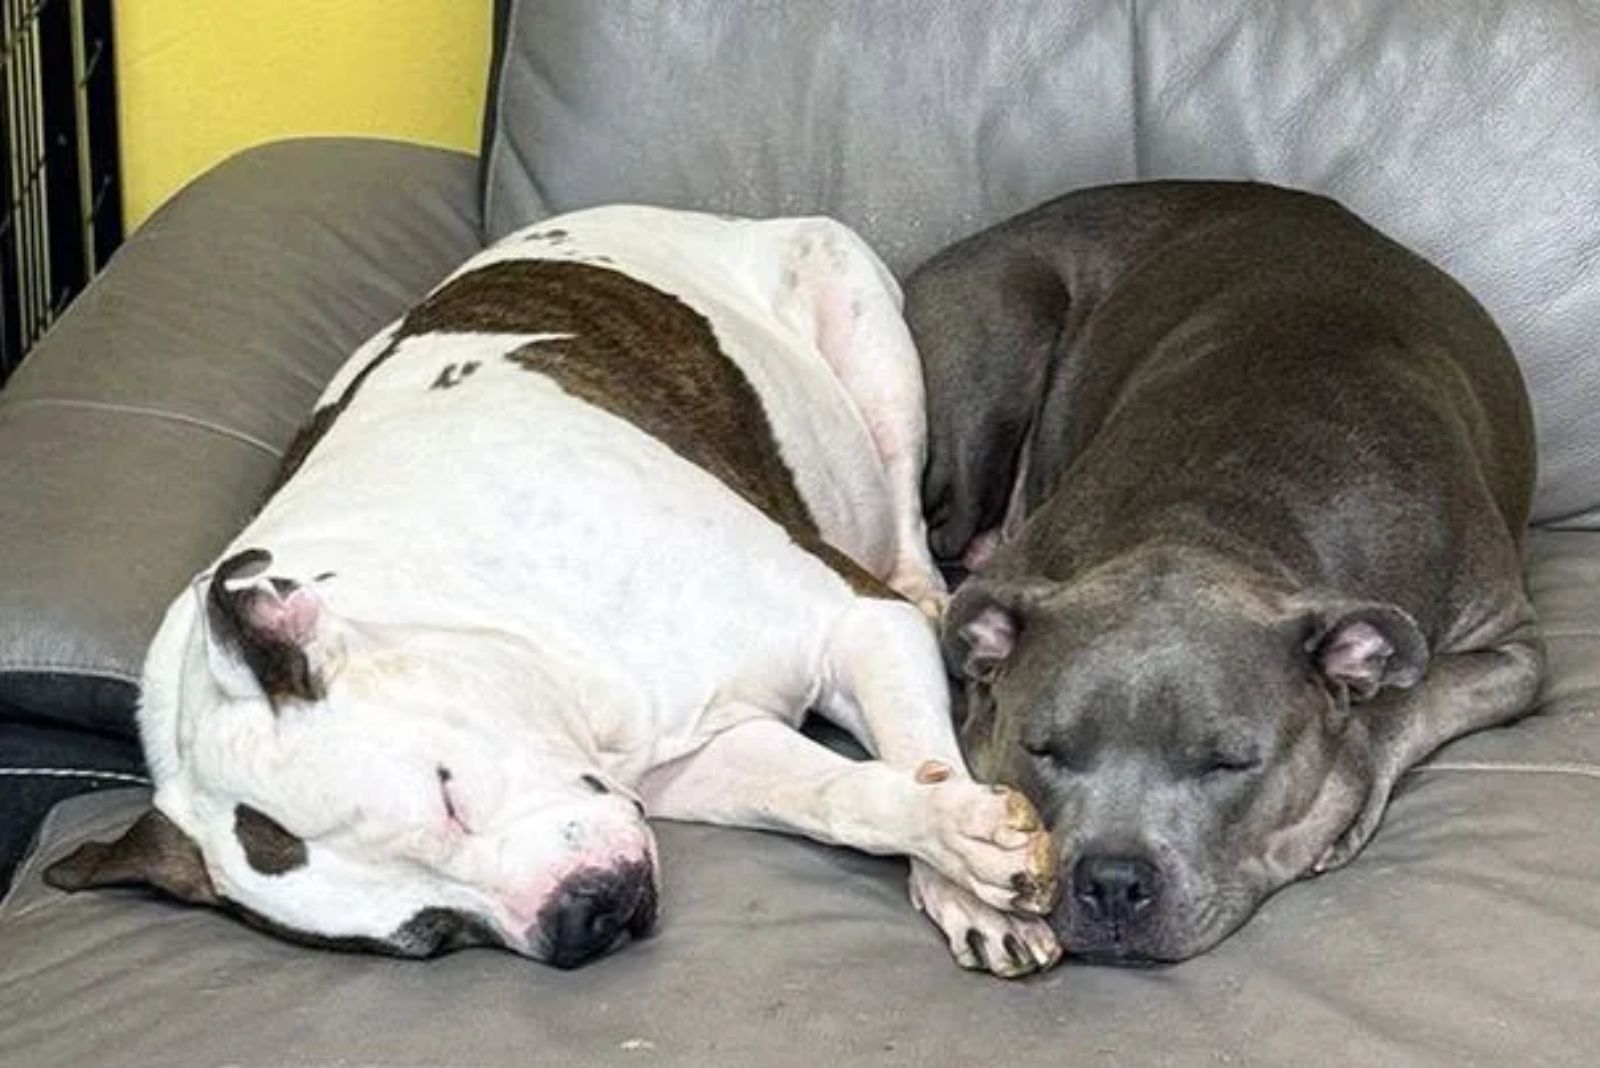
<box><xmin>2</xmin><ymin>767</ymin><xmax>1595</xmax><ymax>1066</ymax></box>
<box><xmin>0</xmin><ymin>719</ymin><xmax>148</xmax><ymax>895</ymax></box>
<box><xmin>0</xmin><ymin>138</ymin><xmax>484</xmax><ymax>734</ymax></box>
<box><xmin>484</xmin><ymin>0</ymin><xmax>1600</xmax><ymax>527</ymax></box>
<box><xmin>2</xmin><ymin>530</ymin><xmax>1596</xmax><ymax>1067</ymax></box>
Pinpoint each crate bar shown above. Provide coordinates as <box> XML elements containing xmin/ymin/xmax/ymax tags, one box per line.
<box><xmin>76</xmin><ymin>0</ymin><xmax>115</xmax><ymax>269</ymax></box>
<box><xmin>40</xmin><ymin>0</ymin><xmax>83</xmax><ymax>321</ymax></box>
<box><xmin>18</xmin><ymin>0</ymin><xmax>47</xmax><ymax>345</ymax></box>
<box><xmin>0</xmin><ymin>0</ymin><xmax>116</xmax><ymax>382</ymax></box>
<box><xmin>0</xmin><ymin>0</ymin><xmax>19</xmax><ymax>372</ymax></box>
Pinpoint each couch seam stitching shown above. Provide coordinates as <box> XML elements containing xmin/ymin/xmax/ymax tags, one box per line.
<box><xmin>0</xmin><ymin>768</ymin><xmax>150</xmax><ymax>785</ymax></box>
<box><xmin>0</xmin><ymin>397</ymin><xmax>283</xmax><ymax>457</ymax></box>
<box><xmin>0</xmin><ymin>663</ymin><xmax>140</xmax><ymax>684</ymax></box>
<box><xmin>1413</xmin><ymin>760</ymin><xmax>1600</xmax><ymax>783</ymax></box>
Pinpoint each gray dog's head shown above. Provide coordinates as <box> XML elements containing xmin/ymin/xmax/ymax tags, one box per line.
<box><xmin>943</xmin><ymin>548</ymin><xmax>1427</xmax><ymax>963</ymax></box>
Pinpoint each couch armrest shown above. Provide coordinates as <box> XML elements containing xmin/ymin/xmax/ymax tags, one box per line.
<box><xmin>0</xmin><ymin>137</ymin><xmax>484</xmax><ymax>734</ymax></box>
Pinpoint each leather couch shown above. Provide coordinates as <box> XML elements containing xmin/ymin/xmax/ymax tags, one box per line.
<box><xmin>2</xmin><ymin>3</ymin><xmax>1596</xmax><ymax>1064</ymax></box>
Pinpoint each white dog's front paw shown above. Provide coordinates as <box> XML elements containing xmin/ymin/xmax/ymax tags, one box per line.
<box><xmin>909</xmin><ymin>861</ymin><xmax>1062</xmax><ymax>978</ymax></box>
<box><xmin>919</xmin><ymin>775</ymin><xmax>1059</xmax><ymax>914</ymax></box>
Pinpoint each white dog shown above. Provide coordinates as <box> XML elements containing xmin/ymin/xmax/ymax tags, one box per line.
<box><xmin>47</xmin><ymin>206</ymin><xmax>1060</xmax><ymax>976</ymax></box>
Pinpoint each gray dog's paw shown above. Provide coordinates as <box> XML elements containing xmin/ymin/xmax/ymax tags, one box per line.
<box><xmin>909</xmin><ymin>861</ymin><xmax>1062</xmax><ymax>978</ymax></box>
<box><xmin>1313</xmin><ymin>798</ymin><xmax>1388</xmax><ymax>874</ymax></box>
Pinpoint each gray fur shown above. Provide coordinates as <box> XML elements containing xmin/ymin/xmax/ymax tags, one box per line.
<box><xmin>908</xmin><ymin>181</ymin><xmax>1543</xmax><ymax>962</ymax></box>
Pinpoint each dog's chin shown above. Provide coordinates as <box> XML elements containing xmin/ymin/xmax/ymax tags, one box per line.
<box><xmin>1064</xmin><ymin>946</ymin><xmax>1173</xmax><ymax>968</ymax></box>
<box><xmin>1052</xmin><ymin>906</ymin><xmax>1250</xmax><ymax>966</ymax></box>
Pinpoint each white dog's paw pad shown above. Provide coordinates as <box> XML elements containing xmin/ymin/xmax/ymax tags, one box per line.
<box><xmin>911</xmin><ymin>864</ymin><xmax>1062</xmax><ymax>978</ymax></box>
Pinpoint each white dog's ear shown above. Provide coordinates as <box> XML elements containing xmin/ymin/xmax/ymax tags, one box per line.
<box><xmin>203</xmin><ymin>548</ymin><xmax>343</xmax><ymax>702</ymax></box>
<box><xmin>44</xmin><ymin>808</ymin><xmax>218</xmax><ymax>906</ymax></box>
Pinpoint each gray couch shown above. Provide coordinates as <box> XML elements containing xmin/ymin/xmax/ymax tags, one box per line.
<box><xmin>3</xmin><ymin>3</ymin><xmax>1598</xmax><ymax>1065</ymax></box>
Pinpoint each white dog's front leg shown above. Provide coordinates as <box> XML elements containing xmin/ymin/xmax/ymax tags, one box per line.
<box><xmin>908</xmin><ymin>860</ymin><xmax>1062</xmax><ymax>977</ymax></box>
<box><xmin>819</xmin><ymin>598</ymin><xmax>1063</xmax><ymax>974</ymax></box>
<box><xmin>638</xmin><ymin>716</ymin><xmax>1049</xmax><ymax>917</ymax></box>
<box><xmin>819</xmin><ymin>599</ymin><xmax>968</xmax><ymax>771</ymax></box>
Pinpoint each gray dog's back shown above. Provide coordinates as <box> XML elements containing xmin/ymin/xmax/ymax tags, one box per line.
<box><xmin>909</xmin><ymin>181</ymin><xmax>1534</xmax><ymax>644</ymax></box>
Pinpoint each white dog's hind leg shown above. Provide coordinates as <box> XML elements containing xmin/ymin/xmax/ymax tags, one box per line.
<box><xmin>783</xmin><ymin>224</ymin><xmax>947</xmax><ymax>617</ymax></box>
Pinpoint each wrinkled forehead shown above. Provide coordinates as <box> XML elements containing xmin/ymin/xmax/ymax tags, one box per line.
<box><xmin>1016</xmin><ymin>606</ymin><xmax>1291</xmax><ymax>741</ymax></box>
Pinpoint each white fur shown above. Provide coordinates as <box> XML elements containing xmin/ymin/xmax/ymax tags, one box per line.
<box><xmin>137</xmin><ymin>206</ymin><xmax>1053</xmax><ymax>972</ymax></box>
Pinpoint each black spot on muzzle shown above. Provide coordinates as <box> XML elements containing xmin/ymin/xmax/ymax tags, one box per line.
<box><xmin>536</xmin><ymin>860</ymin><xmax>658</xmax><ymax>969</ymax></box>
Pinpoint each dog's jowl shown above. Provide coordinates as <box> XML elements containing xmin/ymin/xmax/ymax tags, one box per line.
<box><xmin>909</xmin><ymin>181</ymin><xmax>1543</xmax><ymax>964</ymax></box>
<box><xmin>47</xmin><ymin>207</ymin><xmax>1060</xmax><ymax>977</ymax></box>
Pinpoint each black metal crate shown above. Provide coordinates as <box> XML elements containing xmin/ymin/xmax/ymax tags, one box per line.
<box><xmin>0</xmin><ymin>0</ymin><xmax>121</xmax><ymax>384</ymax></box>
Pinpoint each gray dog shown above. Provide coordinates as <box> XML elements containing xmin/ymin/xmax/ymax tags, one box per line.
<box><xmin>906</xmin><ymin>181</ymin><xmax>1544</xmax><ymax>963</ymax></box>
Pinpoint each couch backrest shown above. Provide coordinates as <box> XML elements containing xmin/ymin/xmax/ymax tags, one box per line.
<box><xmin>484</xmin><ymin>0</ymin><xmax>1600</xmax><ymax>528</ymax></box>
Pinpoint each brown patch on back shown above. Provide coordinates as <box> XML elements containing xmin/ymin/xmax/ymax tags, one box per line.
<box><xmin>489</xmin><ymin>260</ymin><xmax>897</xmax><ymax>597</ymax></box>
<box><xmin>811</xmin><ymin>542</ymin><xmax>899</xmax><ymax>598</ymax></box>
<box><xmin>263</xmin><ymin>256</ymin><xmax>895</xmax><ymax>598</ymax></box>
<box><xmin>490</xmin><ymin>261</ymin><xmax>816</xmax><ymax>536</ymax></box>
<box><xmin>234</xmin><ymin>804</ymin><xmax>308</xmax><ymax>875</ymax></box>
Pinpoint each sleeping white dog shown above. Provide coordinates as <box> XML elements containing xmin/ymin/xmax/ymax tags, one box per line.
<box><xmin>47</xmin><ymin>206</ymin><xmax>1061</xmax><ymax>976</ymax></box>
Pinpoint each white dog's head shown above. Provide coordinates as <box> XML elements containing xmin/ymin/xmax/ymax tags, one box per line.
<box><xmin>47</xmin><ymin>548</ymin><xmax>659</xmax><ymax>969</ymax></box>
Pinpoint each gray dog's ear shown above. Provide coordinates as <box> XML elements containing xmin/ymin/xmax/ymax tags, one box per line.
<box><xmin>43</xmin><ymin>808</ymin><xmax>218</xmax><ymax>906</ymax></box>
<box><xmin>943</xmin><ymin>577</ymin><xmax>1058</xmax><ymax>682</ymax></box>
<box><xmin>907</xmin><ymin>244</ymin><xmax>1069</xmax><ymax>566</ymax></box>
<box><xmin>1299</xmin><ymin>601</ymin><xmax>1429</xmax><ymax>701</ymax></box>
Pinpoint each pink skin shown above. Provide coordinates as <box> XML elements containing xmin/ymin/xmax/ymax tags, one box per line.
<box><xmin>496</xmin><ymin>825</ymin><xmax>659</xmax><ymax>940</ymax></box>
<box><xmin>963</xmin><ymin>529</ymin><xmax>1004</xmax><ymax>571</ymax></box>
<box><xmin>243</xmin><ymin>584</ymin><xmax>321</xmax><ymax>644</ymax></box>
<box><xmin>433</xmin><ymin>771</ymin><xmax>658</xmax><ymax>944</ymax></box>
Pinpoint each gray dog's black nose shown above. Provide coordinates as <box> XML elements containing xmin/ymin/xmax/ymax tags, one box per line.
<box><xmin>537</xmin><ymin>861</ymin><xmax>658</xmax><ymax>969</ymax></box>
<box><xmin>1073</xmin><ymin>854</ymin><xmax>1162</xmax><ymax>927</ymax></box>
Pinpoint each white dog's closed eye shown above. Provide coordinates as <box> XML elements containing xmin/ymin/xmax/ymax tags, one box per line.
<box><xmin>437</xmin><ymin>766</ymin><xmax>474</xmax><ymax>834</ymax></box>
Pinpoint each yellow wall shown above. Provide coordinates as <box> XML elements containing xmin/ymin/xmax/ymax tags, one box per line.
<box><xmin>115</xmin><ymin>2</ymin><xmax>493</xmax><ymax>229</ymax></box>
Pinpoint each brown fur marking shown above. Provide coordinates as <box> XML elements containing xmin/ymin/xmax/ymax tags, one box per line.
<box><xmin>234</xmin><ymin>804</ymin><xmax>308</xmax><ymax>875</ymax></box>
<box><xmin>264</xmin><ymin>256</ymin><xmax>895</xmax><ymax>597</ymax></box>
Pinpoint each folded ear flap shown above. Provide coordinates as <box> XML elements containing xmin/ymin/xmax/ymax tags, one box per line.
<box><xmin>205</xmin><ymin>548</ymin><xmax>338</xmax><ymax>702</ymax></box>
<box><xmin>43</xmin><ymin>808</ymin><xmax>218</xmax><ymax>906</ymax></box>
<box><xmin>943</xmin><ymin>577</ymin><xmax>1058</xmax><ymax>683</ymax></box>
<box><xmin>1301</xmin><ymin>601</ymin><xmax>1429</xmax><ymax>701</ymax></box>
<box><xmin>907</xmin><ymin>243</ymin><xmax>1069</xmax><ymax>567</ymax></box>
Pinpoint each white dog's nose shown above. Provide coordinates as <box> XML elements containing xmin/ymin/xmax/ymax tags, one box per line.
<box><xmin>493</xmin><ymin>792</ymin><xmax>658</xmax><ymax>960</ymax></box>
<box><xmin>535</xmin><ymin>859</ymin><xmax>659</xmax><ymax>968</ymax></box>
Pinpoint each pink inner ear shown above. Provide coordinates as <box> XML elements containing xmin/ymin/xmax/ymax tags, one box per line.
<box><xmin>963</xmin><ymin>529</ymin><xmax>1004</xmax><ymax>571</ymax></box>
<box><xmin>1321</xmin><ymin>620</ymin><xmax>1391</xmax><ymax>685</ymax></box>
<box><xmin>963</xmin><ymin>605</ymin><xmax>1018</xmax><ymax>665</ymax></box>
<box><xmin>244</xmin><ymin>586</ymin><xmax>320</xmax><ymax>645</ymax></box>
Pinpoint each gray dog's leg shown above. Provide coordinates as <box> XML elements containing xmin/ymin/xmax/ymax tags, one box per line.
<box><xmin>1316</xmin><ymin>622</ymin><xmax>1544</xmax><ymax>871</ymax></box>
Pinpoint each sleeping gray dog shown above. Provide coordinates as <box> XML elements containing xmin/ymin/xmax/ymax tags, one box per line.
<box><xmin>906</xmin><ymin>181</ymin><xmax>1543</xmax><ymax>963</ymax></box>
